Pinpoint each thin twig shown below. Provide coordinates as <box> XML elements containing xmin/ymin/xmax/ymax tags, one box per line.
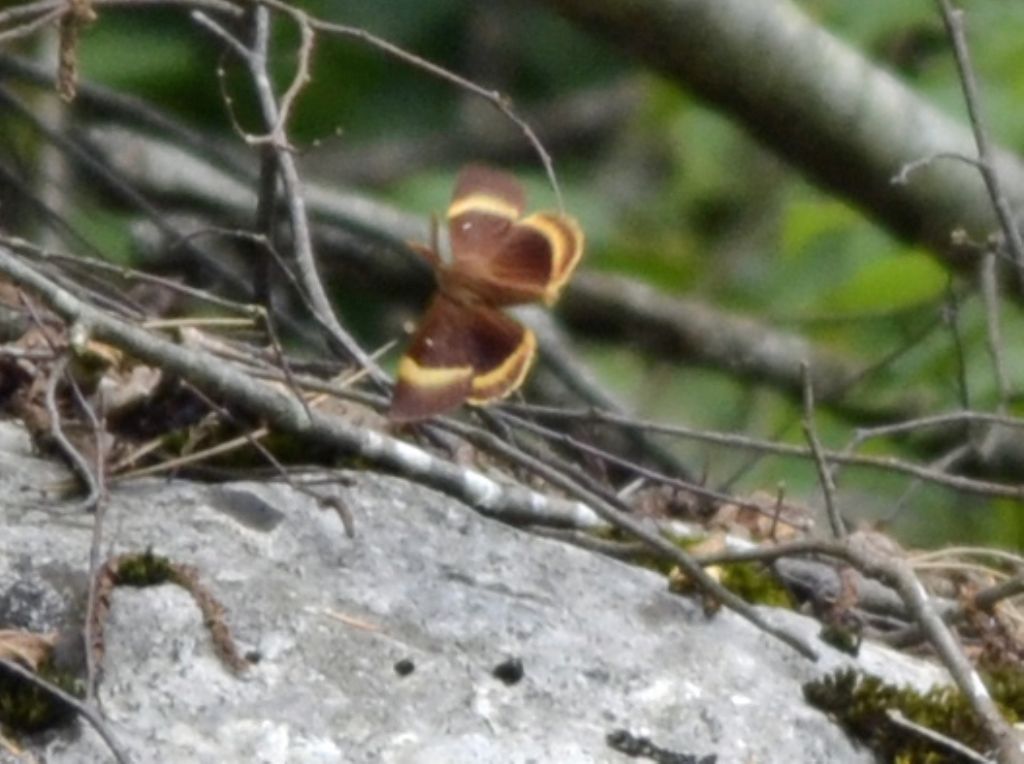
<box><xmin>256</xmin><ymin>0</ymin><xmax>565</xmax><ymax>211</ymax></box>
<box><xmin>0</xmin><ymin>657</ymin><xmax>133</xmax><ymax>764</ymax></box>
<box><xmin>800</xmin><ymin>364</ymin><xmax>844</xmax><ymax>538</ymax></box>
<box><xmin>509</xmin><ymin>404</ymin><xmax>1024</xmax><ymax>502</ymax></box>
<box><xmin>851</xmin><ymin>410</ymin><xmax>1024</xmax><ymax>448</ymax></box>
<box><xmin>890</xmin><ymin>150</ymin><xmax>985</xmax><ymax>186</ymax></box>
<box><xmin>943</xmin><ymin>281</ymin><xmax>972</xmax><ymax>412</ymax></box>
<box><xmin>67</xmin><ymin>369</ymin><xmax>108</xmax><ymax>700</ymax></box>
<box><xmin>530</xmin><ymin>526</ymin><xmax>649</xmax><ymax>561</ymax></box>
<box><xmin>938</xmin><ymin>0</ymin><xmax>1024</xmax><ymax>291</ymax></box>
<box><xmin>192</xmin><ymin>9</ymin><xmax>388</xmax><ymax>389</ymax></box>
<box><xmin>886</xmin><ymin>710</ymin><xmax>994</xmax><ymax>764</ymax></box>
<box><xmin>259</xmin><ymin>307</ymin><xmax>312</xmax><ymax>422</ymax></box>
<box><xmin>979</xmin><ymin>249</ymin><xmax>1011</xmax><ymax>410</ymax></box>
<box><xmin>848</xmin><ymin>534</ymin><xmax>1023</xmax><ymax>764</ymax></box>
<box><xmin>441</xmin><ymin>417</ymin><xmax>819</xmax><ymax>660</ymax></box>
<box><xmin>263</xmin><ymin>10</ymin><xmax>313</xmax><ymax>144</ymax></box>
<box><xmin>497</xmin><ymin>411</ymin><xmax>810</xmax><ymax>531</ymax></box>
<box><xmin>44</xmin><ymin>354</ymin><xmax>101</xmax><ymax>507</ymax></box>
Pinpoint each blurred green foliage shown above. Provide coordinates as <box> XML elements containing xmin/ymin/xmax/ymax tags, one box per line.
<box><xmin>7</xmin><ymin>0</ymin><xmax>1024</xmax><ymax>547</ymax></box>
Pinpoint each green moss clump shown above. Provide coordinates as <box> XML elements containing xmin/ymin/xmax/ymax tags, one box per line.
<box><xmin>115</xmin><ymin>548</ymin><xmax>176</xmax><ymax>587</ymax></box>
<box><xmin>818</xmin><ymin>622</ymin><xmax>862</xmax><ymax>656</ymax></box>
<box><xmin>0</xmin><ymin>661</ymin><xmax>82</xmax><ymax>734</ymax></box>
<box><xmin>719</xmin><ymin>562</ymin><xmax>794</xmax><ymax>608</ymax></box>
<box><xmin>983</xmin><ymin>661</ymin><xmax>1024</xmax><ymax>714</ymax></box>
<box><xmin>804</xmin><ymin>668</ymin><xmax>997</xmax><ymax>762</ymax></box>
<box><xmin>598</xmin><ymin>529</ymin><xmax>795</xmax><ymax>610</ymax></box>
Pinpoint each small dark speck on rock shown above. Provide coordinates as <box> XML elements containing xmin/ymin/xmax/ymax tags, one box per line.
<box><xmin>244</xmin><ymin>650</ymin><xmax>262</xmax><ymax>664</ymax></box>
<box><xmin>394</xmin><ymin>658</ymin><xmax>415</xmax><ymax>676</ymax></box>
<box><xmin>492</xmin><ymin>657</ymin><xmax>524</xmax><ymax>685</ymax></box>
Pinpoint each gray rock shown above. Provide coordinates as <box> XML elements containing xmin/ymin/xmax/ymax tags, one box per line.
<box><xmin>0</xmin><ymin>421</ymin><xmax>946</xmax><ymax>763</ymax></box>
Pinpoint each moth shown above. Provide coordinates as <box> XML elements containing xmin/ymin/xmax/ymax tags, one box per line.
<box><xmin>388</xmin><ymin>164</ymin><xmax>585</xmax><ymax>421</ymax></box>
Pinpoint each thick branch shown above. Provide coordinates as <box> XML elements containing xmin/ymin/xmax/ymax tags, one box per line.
<box><xmin>537</xmin><ymin>0</ymin><xmax>1024</xmax><ymax>278</ymax></box>
<box><xmin>561</xmin><ymin>271</ymin><xmax>926</xmax><ymax>423</ymax></box>
<box><xmin>0</xmin><ymin>245</ymin><xmax>600</xmax><ymax>532</ymax></box>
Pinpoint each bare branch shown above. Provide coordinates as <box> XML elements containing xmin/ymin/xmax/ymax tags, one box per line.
<box><xmin>0</xmin><ymin>243</ymin><xmax>606</xmax><ymax>532</ymax></box>
<box><xmin>851</xmin><ymin>410</ymin><xmax>1024</xmax><ymax>447</ymax></box>
<box><xmin>979</xmin><ymin>250</ymin><xmax>1012</xmax><ymax>410</ymax></box>
<box><xmin>0</xmin><ymin>244</ymin><xmax>820</xmax><ymax>660</ymax></box>
<box><xmin>800</xmin><ymin>364</ymin><xmax>844</xmax><ymax>538</ymax></box>
<box><xmin>441</xmin><ymin>415</ymin><xmax>819</xmax><ymax>660</ymax></box>
<box><xmin>891</xmin><ymin>151</ymin><xmax>986</xmax><ymax>186</ymax></box>
<box><xmin>537</xmin><ymin>0</ymin><xmax>1024</xmax><ymax>283</ymax></box>
<box><xmin>886</xmin><ymin>710</ymin><xmax>995</xmax><ymax>764</ymax></box>
<box><xmin>266</xmin><ymin>1</ymin><xmax>566</xmax><ymax>211</ymax></box>
<box><xmin>848</xmin><ymin>534</ymin><xmax>1023</xmax><ymax>764</ymax></box>
<box><xmin>192</xmin><ymin>9</ymin><xmax>388</xmax><ymax>389</ymax></box>
<box><xmin>937</xmin><ymin>0</ymin><xmax>1024</xmax><ymax>291</ymax></box>
<box><xmin>513</xmin><ymin>404</ymin><xmax>1024</xmax><ymax>502</ymax></box>
<box><xmin>43</xmin><ymin>354</ymin><xmax>101</xmax><ymax>510</ymax></box>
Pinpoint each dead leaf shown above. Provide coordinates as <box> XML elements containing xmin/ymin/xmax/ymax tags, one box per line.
<box><xmin>0</xmin><ymin>630</ymin><xmax>56</xmax><ymax>670</ymax></box>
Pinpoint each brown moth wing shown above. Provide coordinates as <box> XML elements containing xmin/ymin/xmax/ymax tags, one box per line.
<box><xmin>465</xmin><ymin>306</ymin><xmax>536</xmax><ymax>405</ymax></box>
<box><xmin>519</xmin><ymin>212</ymin><xmax>585</xmax><ymax>302</ymax></box>
<box><xmin>389</xmin><ymin>295</ymin><xmax>536</xmax><ymax>422</ymax></box>
<box><xmin>446</xmin><ymin>166</ymin><xmax>585</xmax><ymax>307</ymax></box>
<box><xmin>447</xmin><ymin>165</ymin><xmax>522</xmax><ymax>266</ymax></box>
<box><xmin>450</xmin><ymin>164</ymin><xmax>526</xmax><ymax>221</ymax></box>
<box><xmin>389</xmin><ymin>295</ymin><xmax>473</xmax><ymax>422</ymax></box>
<box><xmin>454</xmin><ymin>211</ymin><xmax>585</xmax><ymax>306</ymax></box>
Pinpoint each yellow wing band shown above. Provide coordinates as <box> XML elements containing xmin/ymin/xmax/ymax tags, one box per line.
<box><xmin>397</xmin><ymin>356</ymin><xmax>472</xmax><ymax>389</ymax></box>
<box><xmin>519</xmin><ymin>214</ymin><xmax>585</xmax><ymax>305</ymax></box>
<box><xmin>468</xmin><ymin>329</ymin><xmax>537</xmax><ymax>404</ymax></box>
<box><xmin>448</xmin><ymin>193</ymin><xmax>521</xmax><ymax>222</ymax></box>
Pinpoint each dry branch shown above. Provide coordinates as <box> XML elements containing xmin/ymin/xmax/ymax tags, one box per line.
<box><xmin>937</xmin><ymin>0</ymin><xmax>1024</xmax><ymax>289</ymax></box>
<box><xmin>193</xmin><ymin>8</ymin><xmax>387</xmax><ymax>388</ymax></box>
<box><xmin>0</xmin><ymin>244</ymin><xmax>821</xmax><ymax>660</ymax></box>
<box><xmin>694</xmin><ymin>534</ymin><xmax>1024</xmax><ymax>762</ymax></box>
<box><xmin>0</xmin><ymin>245</ymin><xmax>602</xmax><ymax>526</ymax></box>
<box><xmin>514</xmin><ymin>405</ymin><xmax>1024</xmax><ymax>503</ymax></box>
<box><xmin>561</xmin><ymin>272</ymin><xmax>927</xmax><ymax>423</ymax></box>
<box><xmin>535</xmin><ymin>0</ymin><xmax>1024</xmax><ymax>287</ymax></box>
